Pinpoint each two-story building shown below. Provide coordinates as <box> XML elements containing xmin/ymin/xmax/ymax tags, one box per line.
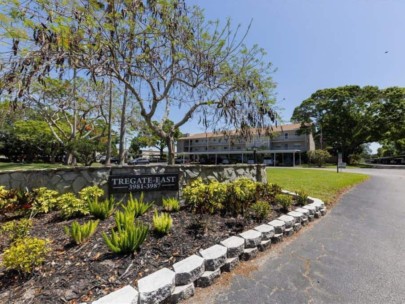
<box><xmin>176</xmin><ymin>123</ymin><xmax>315</xmax><ymax>166</ymax></box>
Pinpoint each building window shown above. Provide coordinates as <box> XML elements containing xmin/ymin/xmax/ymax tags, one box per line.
<box><xmin>195</xmin><ymin>139</ymin><xmax>199</xmax><ymax>143</ymax></box>
<box><xmin>284</xmin><ymin>144</ymin><xmax>288</xmax><ymax>149</ymax></box>
<box><xmin>224</xmin><ymin>147</ymin><xmax>228</xmax><ymax>150</ymax></box>
<box><xmin>284</xmin><ymin>133</ymin><xmax>288</xmax><ymax>140</ymax></box>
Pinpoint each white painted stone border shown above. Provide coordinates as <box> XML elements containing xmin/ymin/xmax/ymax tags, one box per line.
<box><xmin>90</xmin><ymin>192</ymin><xmax>326</xmax><ymax>304</ymax></box>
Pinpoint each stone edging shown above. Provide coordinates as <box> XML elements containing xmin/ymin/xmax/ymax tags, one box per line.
<box><xmin>91</xmin><ymin>192</ymin><xmax>327</xmax><ymax>304</ymax></box>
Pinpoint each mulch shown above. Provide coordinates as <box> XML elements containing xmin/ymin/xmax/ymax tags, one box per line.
<box><xmin>0</xmin><ymin>203</ymin><xmax>294</xmax><ymax>304</ymax></box>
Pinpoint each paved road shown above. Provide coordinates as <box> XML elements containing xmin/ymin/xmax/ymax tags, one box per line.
<box><xmin>186</xmin><ymin>169</ymin><xmax>405</xmax><ymax>304</ymax></box>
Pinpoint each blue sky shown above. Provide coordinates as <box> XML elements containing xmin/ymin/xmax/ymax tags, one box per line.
<box><xmin>182</xmin><ymin>0</ymin><xmax>405</xmax><ymax>139</ymax></box>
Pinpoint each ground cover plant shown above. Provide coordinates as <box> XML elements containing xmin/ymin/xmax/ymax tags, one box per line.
<box><xmin>267</xmin><ymin>168</ymin><xmax>369</xmax><ymax>204</ymax></box>
<box><xmin>0</xmin><ymin>179</ymin><xmax>323</xmax><ymax>303</ymax></box>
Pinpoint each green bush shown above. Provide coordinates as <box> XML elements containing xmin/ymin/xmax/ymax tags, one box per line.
<box><xmin>57</xmin><ymin>193</ymin><xmax>89</xmax><ymax>219</ymax></box>
<box><xmin>31</xmin><ymin>187</ymin><xmax>59</xmax><ymax>215</ymax></box>
<box><xmin>114</xmin><ymin>210</ymin><xmax>135</xmax><ymax>230</ymax></box>
<box><xmin>152</xmin><ymin>210</ymin><xmax>173</xmax><ymax>234</ymax></box>
<box><xmin>2</xmin><ymin>237</ymin><xmax>50</xmax><ymax>273</ymax></box>
<box><xmin>255</xmin><ymin>182</ymin><xmax>282</xmax><ymax>202</ymax></box>
<box><xmin>0</xmin><ymin>218</ymin><xmax>33</xmax><ymax>242</ymax></box>
<box><xmin>79</xmin><ymin>186</ymin><xmax>104</xmax><ymax>201</ymax></box>
<box><xmin>182</xmin><ymin>178</ymin><xmax>227</xmax><ymax>215</ymax></box>
<box><xmin>162</xmin><ymin>197</ymin><xmax>180</xmax><ymax>212</ymax></box>
<box><xmin>295</xmin><ymin>190</ymin><xmax>308</xmax><ymax>206</ymax></box>
<box><xmin>308</xmin><ymin>149</ymin><xmax>331</xmax><ymax>167</ymax></box>
<box><xmin>226</xmin><ymin>178</ymin><xmax>257</xmax><ymax>216</ymax></box>
<box><xmin>275</xmin><ymin>194</ymin><xmax>293</xmax><ymax>211</ymax></box>
<box><xmin>88</xmin><ymin>197</ymin><xmax>116</xmax><ymax>220</ymax></box>
<box><xmin>122</xmin><ymin>193</ymin><xmax>153</xmax><ymax>217</ymax></box>
<box><xmin>0</xmin><ymin>187</ymin><xmax>36</xmax><ymax>216</ymax></box>
<box><xmin>102</xmin><ymin>220</ymin><xmax>149</xmax><ymax>254</ymax></box>
<box><xmin>64</xmin><ymin>220</ymin><xmax>99</xmax><ymax>245</ymax></box>
<box><xmin>250</xmin><ymin>200</ymin><xmax>271</xmax><ymax>220</ymax></box>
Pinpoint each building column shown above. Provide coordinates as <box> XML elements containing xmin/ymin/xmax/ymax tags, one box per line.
<box><xmin>273</xmin><ymin>153</ymin><xmax>276</xmax><ymax>166</ymax></box>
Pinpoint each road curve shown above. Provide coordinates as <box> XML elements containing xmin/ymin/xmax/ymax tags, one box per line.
<box><xmin>185</xmin><ymin>169</ymin><xmax>405</xmax><ymax>304</ymax></box>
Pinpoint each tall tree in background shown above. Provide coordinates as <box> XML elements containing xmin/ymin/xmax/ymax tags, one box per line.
<box><xmin>130</xmin><ymin>119</ymin><xmax>182</xmax><ymax>159</ymax></box>
<box><xmin>291</xmin><ymin>86</ymin><xmax>379</xmax><ymax>161</ymax></box>
<box><xmin>23</xmin><ymin>78</ymin><xmax>112</xmax><ymax>164</ymax></box>
<box><xmin>292</xmin><ymin>85</ymin><xmax>405</xmax><ymax>162</ymax></box>
<box><xmin>0</xmin><ymin>0</ymin><xmax>277</xmax><ymax>164</ymax></box>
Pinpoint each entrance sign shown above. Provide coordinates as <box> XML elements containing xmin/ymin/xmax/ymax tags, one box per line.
<box><xmin>109</xmin><ymin>174</ymin><xmax>179</xmax><ymax>193</ymax></box>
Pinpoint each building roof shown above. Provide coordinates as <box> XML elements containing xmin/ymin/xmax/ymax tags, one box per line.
<box><xmin>179</xmin><ymin>123</ymin><xmax>306</xmax><ymax>140</ymax></box>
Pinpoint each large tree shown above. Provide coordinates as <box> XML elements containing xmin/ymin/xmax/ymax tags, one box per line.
<box><xmin>130</xmin><ymin>119</ymin><xmax>181</xmax><ymax>159</ymax></box>
<box><xmin>292</xmin><ymin>85</ymin><xmax>405</xmax><ymax>162</ymax></box>
<box><xmin>0</xmin><ymin>0</ymin><xmax>277</xmax><ymax>164</ymax></box>
<box><xmin>292</xmin><ymin>86</ymin><xmax>379</xmax><ymax>159</ymax></box>
<box><xmin>26</xmin><ymin>77</ymin><xmax>113</xmax><ymax>165</ymax></box>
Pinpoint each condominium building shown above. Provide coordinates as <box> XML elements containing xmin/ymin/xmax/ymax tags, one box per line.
<box><xmin>176</xmin><ymin>123</ymin><xmax>315</xmax><ymax>166</ymax></box>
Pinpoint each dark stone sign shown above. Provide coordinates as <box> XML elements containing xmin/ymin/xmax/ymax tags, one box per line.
<box><xmin>108</xmin><ymin>173</ymin><xmax>179</xmax><ymax>193</ymax></box>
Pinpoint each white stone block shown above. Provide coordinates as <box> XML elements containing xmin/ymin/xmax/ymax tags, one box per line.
<box><xmin>268</xmin><ymin>219</ymin><xmax>286</xmax><ymax>234</ymax></box>
<box><xmin>173</xmin><ymin>255</ymin><xmax>205</xmax><ymax>286</ymax></box>
<box><xmin>278</xmin><ymin>215</ymin><xmax>296</xmax><ymax>228</ymax></box>
<box><xmin>220</xmin><ymin>236</ymin><xmax>245</xmax><ymax>258</ymax></box>
<box><xmin>199</xmin><ymin>245</ymin><xmax>227</xmax><ymax>271</ymax></box>
<box><xmin>170</xmin><ymin>283</ymin><xmax>195</xmax><ymax>303</ymax></box>
<box><xmin>254</xmin><ymin>224</ymin><xmax>275</xmax><ymax>240</ymax></box>
<box><xmin>239</xmin><ymin>229</ymin><xmax>262</xmax><ymax>248</ymax></box>
<box><xmin>138</xmin><ymin>268</ymin><xmax>175</xmax><ymax>304</ymax></box>
<box><xmin>92</xmin><ymin>285</ymin><xmax>139</xmax><ymax>304</ymax></box>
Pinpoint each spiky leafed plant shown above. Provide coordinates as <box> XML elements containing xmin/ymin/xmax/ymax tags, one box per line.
<box><xmin>88</xmin><ymin>196</ymin><xmax>116</xmax><ymax>220</ymax></box>
<box><xmin>122</xmin><ymin>193</ymin><xmax>153</xmax><ymax>217</ymax></box>
<box><xmin>102</xmin><ymin>220</ymin><xmax>149</xmax><ymax>254</ymax></box>
<box><xmin>152</xmin><ymin>210</ymin><xmax>173</xmax><ymax>235</ymax></box>
<box><xmin>64</xmin><ymin>220</ymin><xmax>99</xmax><ymax>245</ymax></box>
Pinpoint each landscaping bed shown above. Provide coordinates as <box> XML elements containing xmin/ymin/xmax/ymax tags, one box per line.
<box><xmin>0</xmin><ymin>180</ymin><xmax>303</xmax><ymax>304</ymax></box>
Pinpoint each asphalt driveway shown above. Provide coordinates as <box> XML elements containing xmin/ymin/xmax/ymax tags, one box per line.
<box><xmin>186</xmin><ymin>169</ymin><xmax>405</xmax><ymax>304</ymax></box>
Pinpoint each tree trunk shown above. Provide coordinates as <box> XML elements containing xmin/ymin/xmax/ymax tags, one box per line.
<box><xmin>105</xmin><ymin>76</ymin><xmax>113</xmax><ymax>166</ymax></box>
<box><xmin>119</xmin><ymin>83</ymin><xmax>129</xmax><ymax>165</ymax></box>
<box><xmin>166</xmin><ymin>136</ymin><xmax>175</xmax><ymax>165</ymax></box>
<box><xmin>68</xmin><ymin>68</ymin><xmax>78</xmax><ymax>166</ymax></box>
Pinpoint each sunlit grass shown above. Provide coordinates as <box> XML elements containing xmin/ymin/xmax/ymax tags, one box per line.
<box><xmin>0</xmin><ymin>162</ymin><xmax>103</xmax><ymax>171</ymax></box>
<box><xmin>267</xmin><ymin>168</ymin><xmax>369</xmax><ymax>204</ymax></box>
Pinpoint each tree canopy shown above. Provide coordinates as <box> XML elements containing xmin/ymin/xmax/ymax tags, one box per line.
<box><xmin>0</xmin><ymin>0</ymin><xmax>278</xmax><ymax>164</ymax></box>
<box><xmin>291</xmin><ymin>85</ymin><xmax>405</xmax><ymax>161</ymax></box>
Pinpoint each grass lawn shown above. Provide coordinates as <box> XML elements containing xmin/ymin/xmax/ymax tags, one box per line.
<box><xmin>267</xmin><ymin>168</ymin><xmax>369</xmax><ymax>204</ymax></box>
<box><xmin>0</xmin><ymin>162</ymin><xmax>105</xmax><ymax>171</ymax></box>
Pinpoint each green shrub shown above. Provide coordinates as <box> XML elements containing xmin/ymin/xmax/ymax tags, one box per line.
<box><xmin>114</xmin><ymin>210</ymin><xmax>135</xmax><ymax>230</ymax></box>
<box><xmin>88</xmin><ymin>197</ymin><xmax>116</xmax><ymax>220</ymax></box>
<box><xmin>57</xmin><ymin>193</ymin><xmax>89</xmax><ymax>219</ymax></box>
<box><xmin>0</xmin><ymin>218</ymin><xmax>33</xmax><ymax>242</ymax></box>
<box><xmin>295</xmin><ymin>190</ymin><xmax>308</xmax><ymax>206</ymax></box>
<box><xmin>308</xmin><ymin>149</ymin><xmax>331</xmax><ymax>167</ymax></box>
<box><xmin>2</xmin><ymin>237</ymin><xmax>50</xmax><ymax>273</ymax></box>
<box><xmin>182</xmin><ymin>178</ymin><xmax>227</xmax><ymax>215</ymax></box>
<box><xmin>275</xmin><ymin>194</ymin><xmax>293</xmax><ymax>211</ymax></box>
<box><xmin>31</xmin><ymin>187</ymin><xmax>59</xmax><ymax>215</ymax></box>
<box><xmin>250</xmin><ymin>200</ymin><xmax>271</xmax><ymax>220</ymax></box>
<box><xmin>64</xmin><ymin>220</ymin><xmax>99</xmax><ymax>245</ymax></box>
<box><xmin>255</xmin><ymin>182</ymin><xmax>282</xmax><ymax>202</ymax></box>
<box><xmin>122</xmin><ymin>193</ymin><xmax>153</xmax><ymax>217</ymax></box>
<box><xmin>102</xmin><ymin>220</ymin><xmax>149</xmax><ymax>254</ymax></box>
<box><xmin>226</xmin><ymin>178</ymin><xmax>257</xmax><ymax>216</ymax></box>
<box><xmin>152</xmin><ymin>210</ymin><xmax>173</xmax><ymax>234</ymax></box>
<box><xmin>78</xmin><ymin>186</ymin><xmax>104</xmax><ymax>201</ymax></box>
<box><xmin>162</xmin><ymin>197</ymin><xmax>180</xmax><ymax>212</ymax></box>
